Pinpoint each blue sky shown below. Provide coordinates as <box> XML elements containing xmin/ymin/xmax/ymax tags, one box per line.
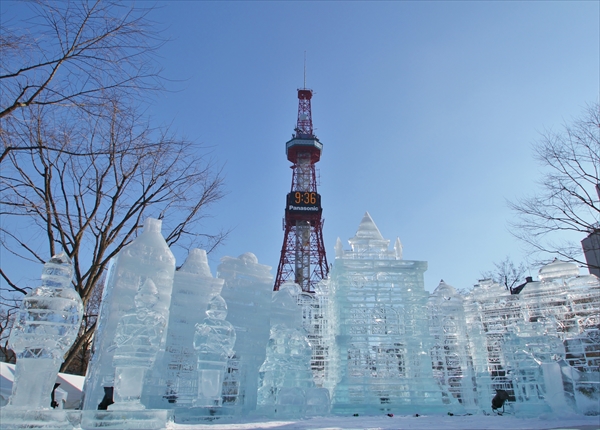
<box><xmin>148</xmin><ymin>1</ymin><xmax>598</xmax><ymax>291</ymax></box>
<box><xmin>3</xmin><ymin>1</ymin><xmax>599</xmax><ymax>292</ymax></box>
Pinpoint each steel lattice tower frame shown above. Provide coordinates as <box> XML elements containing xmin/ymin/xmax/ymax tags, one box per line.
<box><xmin>274</xmin><ymin>88</ymin><xmax>328</xmax><ymax>292</ymax></box>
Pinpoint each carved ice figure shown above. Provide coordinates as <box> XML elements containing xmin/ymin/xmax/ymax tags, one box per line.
<box><xmin>6</xmin><ymin>252</ymin><xmax>83</xmax><ymax>409</ymax></box>
<box><xmin>563</xmin><ymin>329</ymin><xmax>600</xmax><ymax>415</ymax></box>
<box><xmin>148</xmin><ymin>248</ymin><xmax>224</xmax><ymax>408</ymax></box>
<box><xmin>82</xmin><ymin>217</ymin><xmax>175</xmax><ymax>411</ymax></box>
<box><xmin>501</xmin><ymin>321</ymin><xmax>572</xmax><ymax>415</ymax></box>
<box><xmin>427</xmin><ymin>280</ymin><xmax>476</xmax><ymax>411</ymax></box>
<box><xmin>193</xmin><ymin>295</ymin><xmax>236</xmax><ymax>407</ymax></box>
<box><xmin>217</xmin><ymin>253</ymin><xmax>272</xmax><ymax>413</ymax></box>
<box><xmin>464</xmin><ymin>279</ymin><xmax>520</xmax><ymax>410</ymax></box>
<box><xmin>257</xmin><ymin>282</ymin><xmax>323</xmax><ymax>416</ymax></box>
<box><xmin>108</xmin><ymin>279</ymin><xmax>166</xmax><ymax>410</ymax></box>
<box><xmin>463</xmin><ymin>259</ymin><xmax>600</xmax><ymax>415</ymax></box>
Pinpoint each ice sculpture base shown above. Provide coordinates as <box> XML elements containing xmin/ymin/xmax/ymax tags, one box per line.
<box><xmin>330</xmin><ymin>402</ymin><xmax>462</xmax><ymax>417</ymax></box>
<box><xmin>172</xmin><ymin>406</ymin><xmax>236</xmax><ymax>424</ymax></box>
<box><xmin>0</xmin><ymin>409</ymin><xmax>81</xmax><ymax>429</ymax></box>
<box><xmin>254</xmin><ymin>405</ymin><xmax>305</xmax><ymax>419</ymax></box>
<box><xmin>80</xmin><ymin>409</ymin><xmax>173</xmax><ymax>429</ymax></box>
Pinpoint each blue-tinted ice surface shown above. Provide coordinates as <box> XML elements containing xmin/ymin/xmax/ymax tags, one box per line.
<box><xmin>10</xmin><ymin>215</ymin><xmax>597</xmax><ymax>428</ymax></box>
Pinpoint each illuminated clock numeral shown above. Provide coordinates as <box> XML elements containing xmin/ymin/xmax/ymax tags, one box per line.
<box><xmin>290</xmin><ymin>191</ymin><xmax>319</xmax><ymax>206</ymax></box>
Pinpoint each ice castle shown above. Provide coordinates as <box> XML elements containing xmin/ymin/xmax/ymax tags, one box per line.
<box><xmin>1</xmin><ymin>214</ymin><xmax>599</xmax><ymax>428</ymax></box>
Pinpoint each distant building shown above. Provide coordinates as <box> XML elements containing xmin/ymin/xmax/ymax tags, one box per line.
<box><xmin>581</xmin><ymin>229</ymin><xmax>600</xmax><ymax>277</ymax></box>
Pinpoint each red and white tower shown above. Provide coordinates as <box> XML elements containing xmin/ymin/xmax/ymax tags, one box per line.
<box><xmin>274</xmin><ymin>88</ymin><xmax>329</xmax><ymax>292</ymax></box>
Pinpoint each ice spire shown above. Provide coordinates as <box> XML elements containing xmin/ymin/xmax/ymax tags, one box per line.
<box><xmin>394</xmin><ymin>237</ymin><xmax>403</xmax><ymax>259</ymax></box>
<box><xmin>335</xmin><ymin>238</ymin><xmax>344</xmax><ymax>258</ymax></box>
<box><xmin>348</xmin><ymin>212</ymin><xmax>390</xmax><ymax>253</ymax></box>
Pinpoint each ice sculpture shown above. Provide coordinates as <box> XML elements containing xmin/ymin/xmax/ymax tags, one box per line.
<box><xmin>216</xmin><ymin>253</ymin><xmax>273</xmax><ymax>414</ymax></box>
<box><xmin>1</xmin><ymin>252</ymin><xmax>83</xmax><ymax>428</ymax></box>
<box><xmin>427</xmin><ymin>280</ymin><xmax>476</xmax><ymax>411</ymax></box>
<box><xmin>563</xmin><ymin>329</ymin><xmax>600</xmax><ymax>415</ymax></box>
<box><xmin>193</xmin><ymin>294</ymin><xmax>236</xmax><ymax>407</ymax></box>
<box><xmin>4</xmin><ymin>209</ymin><xmax>597</xmax><ymax>425</ymax></box>
<box><xmin>109</xmin><ymin>279</ymin><xmax>166</xmax><ymax>410</ymax></box>
<box><xmin>505</xmin><ymin>260</ymin><xmax>600</xmax><ymax>415</ymax></box>
<box><xmin>256</xmin><ymin>283</ymin><xmax>326</xmax><ymax>416</ymax></box>
<box><xmin>464</xmin><ymin>279</ymin><xmax>522</xmax><ymax>410</ymax></box>
<box><xmin>501</xmin><ymin>321</ymin><xmax>568</xmax><ymax>416</ymax></box>
<box><xmin>145</xmin><ymin>249</ymin><xmax>224</xmax><ymax>408</ymax></box>
<box><xmin>465</xmin><ymin>259</ymin><xmax>600</xmax><ymax>416</ymax></box>
<box><xmin>83</xmin><ymin>218</ymin><xmax>175</xmax><ymax>411</ymax></box>
<box><xmin>325</xmin><ymin>212</ymin><xmax>451</xmax><ymax>414</ymax></box>
<box><xmin>81</xmin><ymin>218</ymin><xmax>175</xmax><ymax>429</ymax></box>
<box><xmin>297</xmin><ymin>289</ymin><xmax>328</xmax><ymax>389</ymax></box>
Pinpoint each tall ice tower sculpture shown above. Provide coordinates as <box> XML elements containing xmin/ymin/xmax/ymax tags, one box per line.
<box><xmin>274</xmin><ymin>87</ymin><xmax>328</xmax><ymax>292</ymax></box>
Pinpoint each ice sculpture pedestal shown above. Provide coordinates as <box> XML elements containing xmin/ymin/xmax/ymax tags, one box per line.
<box><xmin>171</xmin><ymin>406</ymin><xmax>236</xmax><ymax>424</ymax></box>
<box><xmin>0</xmin><ymin>409</ymin><xmax>81</xmax><ymax>430</ymax></box>
<box><xmin>80</xmin><ymin>409</ymin><xmax>173</xmax><ymax>429</ymax></box>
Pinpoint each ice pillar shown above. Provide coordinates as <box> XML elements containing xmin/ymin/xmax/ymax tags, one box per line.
<box><xmin>217</xmin><ymin>253</ymin><xmax>273</xmax><ymax>414</ymax></box>
<box><xmin>82</xmin><ymin>218</ymin><xmax>175</xmax><ymax>411</ymax></box>
<box><xmin>144</xmin><ymin>249</ymin><xmax>224</xmax><ymax>408</ymax></box>
<box><xmin>6</xmin><ymin>253</ymin><xmax>83</xmax><ymax>410</ymax></box>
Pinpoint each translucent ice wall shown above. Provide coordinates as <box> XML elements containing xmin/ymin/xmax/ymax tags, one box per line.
<box><xmin>144</xmin><ymin>249</ymin><xmax>224</xmax><ymax>408</ymax></box>
<box><xmin>327</xmin><ymin>212</ymin><xmax>449</xmax><ymax>415</ymax></box>
<box><xmin>501</xmin><ymin>321</ymin><xmax>568</xmax><ymax>416</ymax></box>
<box><xmin>427</xmin><ymin>280</ymin><xmax>476</xmax><ymax>412</ymax></box>
<box><xmin>257</xmin><ymin>282</ymin><xmax>325</xmax><ymax>417</ymax></box>
<box><xmin>464</xmin><ymin>279</ymin><xmax>522</xmax><ymax>409</ymax></box>
<box><xmin>217</xmin><ymin>253</ymin><xmax>273</xmax><ymax>414</ymax></box>
<box><xmin>465</xmin><ymin>259</ymin><xmax>600</xmax><ymax>415</ymax></box>
<box><xmin>299</xmin><ymin>283</ymin><xmax>329</xmax><ymax>388</ymax></box>
<box><xmin>510</xmin><ymin>260</ymin><xmax>600</xmax><ymax>415</ymax></box>
<box><xmin>83</xmin><ymin>218</ymin><xmax>175</xmax><ymax>410</ymax></box>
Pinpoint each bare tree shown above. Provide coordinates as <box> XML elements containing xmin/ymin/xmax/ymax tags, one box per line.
<box><xmin>481</xmin><ymin>257</ymin><xmax>528</xmax><ymax>291</ymax></box>
<box><xmin>0</xmin><ymin>101</ymin><xmax>227</xmax><ymax>373</ymax></box>
<box><xmin>62</xmin><ymin>271</ymin><xmax>105</xmax><ymax>375</ymax></box>
<box><xmin>509</xmin><ymin>102</ymin><xmax>600</xmax><ymax>269</ymax></box>
<box><xmin>1</xmin><ymin>0</ymin><xmax>162</xmax><ymax>162</ymax></box>
<box><xmin>0</xmin><ymin>298</ymin><xmax>18</xmax><ymax>363</ymax></box>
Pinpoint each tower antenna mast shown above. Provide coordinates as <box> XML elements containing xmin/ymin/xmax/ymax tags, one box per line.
<box><xmin>303</xmin><ymin>51</ymin><xmax>307</xmax><ymax>89</ymax></box>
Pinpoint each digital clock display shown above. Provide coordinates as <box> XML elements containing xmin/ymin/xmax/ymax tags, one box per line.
<box><xmin>286</xmin><ymin>192</ymin><xmax>321</xmax><ymax>213</ymax></box>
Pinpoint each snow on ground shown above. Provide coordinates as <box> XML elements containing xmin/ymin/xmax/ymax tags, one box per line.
<box><xmin>169</xmin><ymin>414</ymin><xmax>600</xmax><ymax>430</ymax></box>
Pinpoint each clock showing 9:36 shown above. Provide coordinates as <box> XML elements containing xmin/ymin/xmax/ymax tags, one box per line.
<box><xmin>286</xmin><ymin>191</ymin><xmax>321</xmax><ymax>212</ymax></box>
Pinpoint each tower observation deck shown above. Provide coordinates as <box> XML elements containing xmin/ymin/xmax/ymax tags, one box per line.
<box><xmin>274</xmin><ymin>88</ymin><xmax>329</xmax><ymax>292</ymax></box>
